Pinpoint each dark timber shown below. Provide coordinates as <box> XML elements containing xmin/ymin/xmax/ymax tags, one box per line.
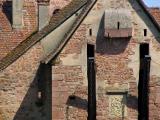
<box><xmin>87</xmin><ymin>44</ymin><xmax>96</xmax><ymax>120</ymax></box>
<box><xmin>138</xmin><ymin>43</ymin><xmax>151</xmax><ymax>120</ymax></box>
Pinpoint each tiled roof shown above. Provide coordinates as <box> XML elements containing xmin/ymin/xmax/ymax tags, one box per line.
<box><xmin>0</xmin><ymin>0</ymin><xmax>88</xmax><ymax>71</ymax></box>
<box><xmin>149</xmin><ymin>7</ymin><xmax>160</xmax><ymax>25</ymax></box>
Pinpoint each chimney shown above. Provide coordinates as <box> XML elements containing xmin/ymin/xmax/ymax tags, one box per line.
<box><xmin>12</xmin><ymin>0</ymin><xmax>24</xmax><ymax>29</ymax></box>
<box><xmin>37</xmin><ymin>0</ymin><xmax>50</xmax><ymax>30</ymax></box>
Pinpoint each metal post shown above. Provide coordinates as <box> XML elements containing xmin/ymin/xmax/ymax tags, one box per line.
<box><xmin>88</xmin><ymin>58</ymin><xmax>96</xmax><ymax>120</ymax></box>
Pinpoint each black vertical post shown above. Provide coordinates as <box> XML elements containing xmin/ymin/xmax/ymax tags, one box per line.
<box><xmin>88</xmin><ymin>58</ymin><xmax>96</xmax><ymax>120</ymax></box>
<box><xmin>36</xmin><ymin>63</ymin><xmax>47</xmax><ymax>106</ymax></box>
<box><xmin>142</xmin><ymin>55</ymin><xmax>151</xmax><ymax>120</ymax></box>
<box><xmin>139</xmin><ymin>55</ymin><xmax>151</xmax><ymax>120</ymax></box>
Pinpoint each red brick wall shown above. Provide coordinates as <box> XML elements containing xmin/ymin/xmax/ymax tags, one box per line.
<box><xmin>0</xmin><ymin>0</ymin><xmax>72</xmax><ymax>60</ymax></box>
<box><xmin>49</xmin><ymin>0</ymin><xmax>71</xmax><ymax>16</ymax></box>
<box><xmin>52</xmin><ymin>24</ymin><xmax>88</xmax><ymax>120</ymax></box>
<box><xmin>0</xmin><ymin>0</ymin><xmax>37</xmax><ymax>60</ymax></box>
<box><xmin>147</xmin><ymin>35</ymin><xmax>160</xmax><ymax>119</ymax></box>
<box><xmin>149</xmin><ymin>76</ymin><xmax>160</xmax><ymax>119</ymax></box>
<box><xmin>1</xmin><ymin>0</ymin><xmax>160</xmax><ymax>120</ymax></box>
<box><xmin>52</xmin><ymin>66</ymin><xmax>87</xmax><ymax>120</ymax></box>
<box><xmin>0</xmin><ymin>42</ymin><xmax>48</xmax><ymax>120</ymax></box>
<box><xmin>96</xmin><ymin>38</ymin><xmax>138</xmax><ymax>120</ymax></box>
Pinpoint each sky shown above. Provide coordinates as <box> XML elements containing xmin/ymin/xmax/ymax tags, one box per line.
<box><xmin>143</xmin><ymin>0</ymin><xmax>160</xmax><ymax>7</ymax></box>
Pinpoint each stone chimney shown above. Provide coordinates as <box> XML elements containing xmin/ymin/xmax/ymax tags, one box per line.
<box><xmin>12</xmin><ymin>0</ymin><xmax>24</xmax><ymax>29</ymax></box>
<box><xmin>37</xmin><ymin>0</ymin><xmax>50</xmax><ymax>30</ymax></box>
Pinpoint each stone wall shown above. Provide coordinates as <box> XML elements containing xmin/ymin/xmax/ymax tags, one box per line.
<box><xmin>51</xmin><ymin>0</ymin><xmax>160</xmax><ymax>120</ymax></box>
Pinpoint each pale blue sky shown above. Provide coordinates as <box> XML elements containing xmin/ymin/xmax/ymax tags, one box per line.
<box><xmin>143</xmin><ymin>0</ymin><xmax>160</xmax><ymax>7</ymax></box>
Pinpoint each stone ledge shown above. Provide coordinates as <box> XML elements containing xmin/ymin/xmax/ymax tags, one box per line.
<box><xmin>106</xmin><ymin>87</ymin><xmax>128</xmax><ymax>94</ymax></box>
<box><xmin>97</xmin><ymin>84</ymin><xmax>129</xmax><ymax>94</ymax></box>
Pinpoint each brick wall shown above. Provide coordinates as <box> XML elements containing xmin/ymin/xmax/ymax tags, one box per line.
<box><xmin>0</xmin><ymin>0</ymin><xmax>37</xmax><ymax>60</ymax></box>
<box><xmin>51</xmin><ymin>0</ymin><xmax>160</xmax><ymax>120</ymax></box>
<box><xmin>1</xmin><ymin>0</ymin><xmax>160</xmax><ymax>120</ymax></box>
<box><xmin>49</xmin><ymin>0</ymin><xmax>71</xmax><ymax>16</ymax></box>
<box><xmin>0</xmin><ymin>42</ymin><xmax>50</xmax><ymax>120</ymax></box>
<box><xmin>52</xmin><ymin>24</ymin><xmax>88</xmax><ymax>120</ymax></box>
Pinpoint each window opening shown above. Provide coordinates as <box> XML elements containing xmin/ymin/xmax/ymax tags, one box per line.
<box><xmin>89</xmin><ymin>29</ymin><xmax>92</xmax><ymax>36</ymax></box>
<box><xmin>53</xmin><ymin>9</ymin><xmax>60</xmax><ymax>15</ymax></box>
<box><xmin>144</xmin><ymin>29</ymin><xmax>147</xmax><ymax>36</ymax></box>
<box><xmin>117</xmin><ymin>22</ymin><xmax>120</xmax><ymax>30</ymax></box>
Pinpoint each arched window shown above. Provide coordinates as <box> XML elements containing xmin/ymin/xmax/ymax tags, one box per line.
<box><xmin>53</xmin><ymin>9</ymin><xmax>60</xmax><ymax>15</ymax></box>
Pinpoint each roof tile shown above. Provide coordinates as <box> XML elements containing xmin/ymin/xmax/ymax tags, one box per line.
<box><xmin>149</xmin><ymin>8</ymin><xmax>160</xmax><ymax>25</ymax></box>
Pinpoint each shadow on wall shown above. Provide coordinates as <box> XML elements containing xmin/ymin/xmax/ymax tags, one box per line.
<box><xmin>128</xmin><ymin>0</ymin><xmax>160</xmax><ymax>43</ymax></box>
<box><xmin>2</xmin><ymin>1</ymin><xmax>12</xmax><ymax>24</ymax></box>
<box><xmin>13</xmin><ymin>63</ymin><xmax>52</xmax><ymax>120</ymax></box>
<box><xmin>66</xmin><ymin>95</ymin><xmax>87</xmax><ymax>120</ymax></box>
<box><xmin>126</xmin><ymin>94</ymin><xmax>138</xmax><ymax>110</ymax></box>
<box><xmin>66</xmin><ymin>95</ymin><xmax>88</xmax><ymax>110</ymax></box>
<box><xmin>120</xmin><ymin>94</ymin><xmax>138</xmax><ymax>119</ymax></box>
<box><xmin>96</xmin><ymin>14</ymin><xmax>130</xmax><ymax>55</ymax></box>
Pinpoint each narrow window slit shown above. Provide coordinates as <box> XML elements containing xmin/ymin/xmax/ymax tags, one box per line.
<box><xmin>89</xmin><ymin>29</ymin><xmax>92</xmax><ymax>36</ymax></box>
<box><xmin>117</xmin><ymin>22</ymin><xmax>120</xmax><ymax>30</ymax></box>
<box><xmin>144</xmin><ymin>29</ymin><xmax>147</xmax><ymax>36</ymax></box>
